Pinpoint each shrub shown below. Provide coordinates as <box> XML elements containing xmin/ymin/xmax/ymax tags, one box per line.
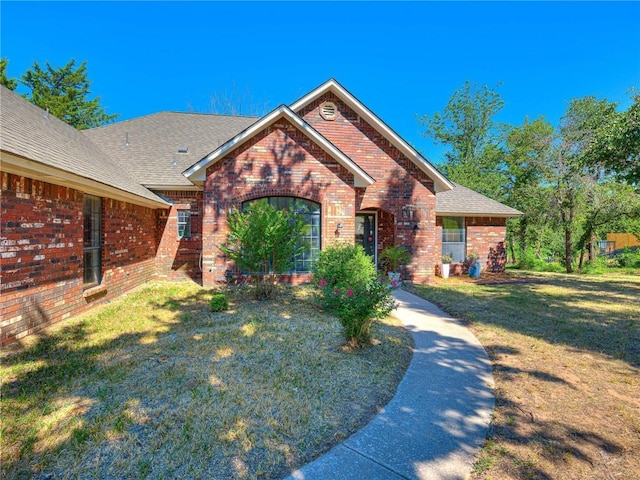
<box><xmin>617</xmin><ymin>247</ymin><xmax>640</xmax><ymax>268</ymax></box>
<box><xmin>581</xmin><ymin>256</ymin><xmax>608</xmax><ymax>275</ymax></box>
<box><xmin>220</xmin><ymin>200</ymin><xmax>306</xmax><ymax>299</ymax></box>
<box><xmin>210</xmin><ymin>293</ymin><xmax>229</xmax><ymax>312</ymax></box>
<box><xmin>380</xmin><ymin>245</ymin><xmax>412</xmax><ymax>272</ymax></box>
<box><xmin>313</xmin><ymin>243</ymin><xmax>376</xmax><ymax>290</ymax></box>
<box><xmin>314</xmin><ymin>243</ymin><xmax>395</xmax><ymax>347</ymax></box>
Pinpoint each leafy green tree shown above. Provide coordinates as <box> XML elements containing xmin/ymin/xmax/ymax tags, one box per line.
<box><xmin>547</xmin><ymin>96</ymin><xmax>621</xmax><ymax>272</ymax></box>
<box><xmin>503</xmin><ymin>118</ymin><xmax>555</xmax><ymax>262</ymax></box>
<box><xmin>582</xmin><ymin>93</ymin><xmax>640</xmax><ymax>186</ymax></box>
<box><xmin>21</xmin><ymin>59</ymin><xmax>118</xmax><ymax>129</ymax></box>
<box><xmin>576</xmin><ymin>181</ymin><xmax>640</xmax><ymax>268</ymax></box>
<box><xmin>220</xmin><ymin>200</ymin><xmax>306</xmax><ymax>299</ymax></box>
<box><xmin>0</xmin><ymin>58</ymin><xmax>17</xmax><ymax>90</ymax></box>
<box><xmin>418</xmin><ymin>81</ymin><xmax>508</xmax><ymax>200</ymax></box>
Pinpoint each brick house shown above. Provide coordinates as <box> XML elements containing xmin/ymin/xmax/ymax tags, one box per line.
<box><xmin>1</xmin><ymin>79</ymin><xmax>520</xmax><ymax>344</ymax></box>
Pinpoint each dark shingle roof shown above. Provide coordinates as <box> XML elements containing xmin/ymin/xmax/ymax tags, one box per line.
<box><xmin>0</xmin><ymin>86</ymin><xmax>166</xmax><ymax>205</ymax></box>
<box><xmin>83</xmin><ymin>112</ymin><xmax>258</xmax><ymax>187</ymax></box>
<box><xmin>436</xmin><ymin>183</ymin><xmax>522</xmax><ymax>217</ymax></box>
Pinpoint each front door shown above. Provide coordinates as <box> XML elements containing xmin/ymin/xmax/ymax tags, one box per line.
<box><xmin>355</xmin><ymin>213</ymin><xmax>376</xmax><ymax>260</ymax></box>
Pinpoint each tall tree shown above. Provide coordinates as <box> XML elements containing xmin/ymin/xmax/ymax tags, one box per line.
<box><xmin>582</xmin><ymin>93</ymin><xmax>640</xmax><ymax>186</ymax></box>
<box><xmin>21</xmin><ymin>59</ymin><xmax>118</xmax><ymax>129</ymax></box>
<box><xmin>0</xmin><ymin>58</ymin><xmax>17</xmax><ymax>90</ymax></box>
<box><xmin>503</xmin><ymin>117</ymin><xmax>554</xmax><ymax>262</ymax></box>
<box><xmin>418</xmin><ymin>81</ymin><xmax>508</xmax><ymax>200</ymax></box>
<box><xmin>548</xmin><ymin>96</ymin><xmax>620</xmax><ymax>272</ymax></box>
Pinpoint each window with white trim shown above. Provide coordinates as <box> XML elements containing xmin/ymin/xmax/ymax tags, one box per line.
<box><xmin>177</xmin><ymin>210</ymin><xmax>191</xmax><ymax>239</ymax></box>
<box><xmin>442</xmin><ymin>216</ymin><xmax>466</xmax><ymax>263</ymax></box>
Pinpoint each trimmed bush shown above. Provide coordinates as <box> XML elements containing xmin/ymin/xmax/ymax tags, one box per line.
<box><xmin>313</xmin><ymin>242</ymin><xmax>376</xmax><ymax>290</ymax></box>
<box><xmin>210</xmin><ymin>293</ymin><xmax>229</xmax><ymax>312</ymax></box>
<box><xmin>314</xmin><ymin>243</ymin><xmax>395</xmax><ymax>347</ymax></box>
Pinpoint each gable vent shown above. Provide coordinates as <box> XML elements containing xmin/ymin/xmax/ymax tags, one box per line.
<box><xmin>320</xmin><ymin>101</ymin><xmax>337</xmax><ymax>121</ymax></box>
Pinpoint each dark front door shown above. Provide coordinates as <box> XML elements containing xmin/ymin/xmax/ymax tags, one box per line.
<box><xmin>355</xmin><ymin>213</ymin><xmax>376</xmax><ymax>258</ymax></box>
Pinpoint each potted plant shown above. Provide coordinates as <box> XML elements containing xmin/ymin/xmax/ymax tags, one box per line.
<box><xmin>380</xmin><ymin>245</ymin><xmax>412</xmax><ymax>285</ymax></box>
<box><xmin>467</xmin><ymin>250</ymin><xmax>482</xmax><ymax>279</ymax></box>
<box><xmin>441</xmin><ymin>254</ymin><xmax>453</xmax><ymax>279</ymax></box>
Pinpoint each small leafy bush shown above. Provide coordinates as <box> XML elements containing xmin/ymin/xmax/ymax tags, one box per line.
<box><xmin>581</xmin><ymin>257</ymin><xmax>608</xmax><ymax>275</ymax></box>
<box><xmin>313</xmin><ymin>242</ymin><xmax>376</xmax><ymax>290</ymax></box>
<box><xmin>617</xmin><ymin>247</ymin><xmax>640</xmax><ymax>268</ymax></box>
<box><xmin>210</xmin><ymin>293</ymin><xmax>229</xmax><ymax>312</ymax></box>
<box><xmin>380</xmin><ymin>245</ymin><xmax>412</xmax><ymax>272</ymax></box>
<box><xmin>314</xmin><ymin>243</ymin><xmax>395</xmax><ymax>347</ymax></box>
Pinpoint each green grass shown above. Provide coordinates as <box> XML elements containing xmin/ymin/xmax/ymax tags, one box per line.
<box><xmin>1</xmin><ymin>282</ymin><xmax>413</xmax><ymax>479</ymax></box>
<box><xmin>409</xmin><ymin>271</ymin><xmax>640</xmax><ymax>479</ymax></box>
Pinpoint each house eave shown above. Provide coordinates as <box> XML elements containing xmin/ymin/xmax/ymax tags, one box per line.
<box><xmin>289</xmin><ymin>79</ymin><xmax>454</xmax><ymax>193</ymax></box>
<box><xmin>146</xmin><ymin>184</ymin><xmax>202</xmax><ymax>192</ymax></box>
<box><xmin>1</xmin><ymin>151</ymin><xmax>170</xmax><ymax>209</ymax></box>
<box><xmin>435</xmin><ymin>211</ymin><xmax>523</xmax><ymax>218</ymax></box>
<box><xmin>184</xmin><ymin>105</ymin><xmax>375</xmax><ymax>188</ymax></box>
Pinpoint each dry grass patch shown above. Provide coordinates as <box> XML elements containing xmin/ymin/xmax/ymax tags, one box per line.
<box><xmin>1</xmin><ymin>282</ymin><xmax>413</xmax><ymax>479</ymax></box>
<box><xmin>409</xmin><ymin>271</ymin><xmax>640</xmax><ymax>480</ymax></box>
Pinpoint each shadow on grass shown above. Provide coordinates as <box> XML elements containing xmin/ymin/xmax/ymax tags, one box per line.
<box><xmin>410</xmin><ymin>273</ymin><xmax>640</xmax><ymax>368</ymax></box>
<box><xmin>1</xmin><ymin>284</ymin><xmax>412</xmax><ymax>480</ymax></box>
<box><xmin>408</xmin><ymin>273</ymin><xmax>638</xmax><ymax>478</ymax></box>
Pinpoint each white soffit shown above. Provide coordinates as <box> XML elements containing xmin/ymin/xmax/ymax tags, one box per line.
<box><xmin>183</xmin><ymin>105</ymin><xmax>374</xmax><ymax>188</ymax></box>
<box><xmin>290</xmin><ymin>79</ymin><xmax>454</xmax><ymax>193</ymax></box>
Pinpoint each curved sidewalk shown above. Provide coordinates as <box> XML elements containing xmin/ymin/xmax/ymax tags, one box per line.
<box><xmin>285</xmin><ymin>288</ymin><xmax>495</xmax><ymax>480</ymax></box>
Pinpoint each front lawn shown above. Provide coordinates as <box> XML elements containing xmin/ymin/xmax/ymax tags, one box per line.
<box><xmin>1</xmin><ymin>282</ymin><xmax>413</xmax><ymax>479</ymax></box>
<box><xmin>409</xmin><ymin>271</ymin><xmax>640</xmax><ymax>479</ymax></box>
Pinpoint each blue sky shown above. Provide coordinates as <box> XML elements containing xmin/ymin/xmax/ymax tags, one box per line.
<box><xmin>2</xmin><ymin>1</ymin><xmax>639</xmax><ymax>163</ymax></box>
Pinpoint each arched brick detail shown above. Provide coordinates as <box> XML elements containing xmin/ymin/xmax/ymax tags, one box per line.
<box><xmin>235</xmin><ymin>189</ymin><xmax>323</xmax><ymax>207</ymax></box>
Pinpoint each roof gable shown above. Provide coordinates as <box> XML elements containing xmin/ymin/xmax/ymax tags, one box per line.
<box><xmin>183</xmin><ymin>105</ymin><xmax>375</xmax><ymax>188</ymax></box>
<box><xmin>290</xmin><ymin>79</ymin><xmax>453</xmax><ymax>193</ymax></box>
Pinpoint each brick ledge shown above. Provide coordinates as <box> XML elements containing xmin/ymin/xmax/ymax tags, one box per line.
<box><xmin>83</xmin><ymin>285</ymin><xmax>108</xmax><ymax>300</ymax></box>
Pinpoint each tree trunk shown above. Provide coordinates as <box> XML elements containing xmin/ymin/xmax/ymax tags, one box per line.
<box><xmin>565</xmin><ymin>226</ymin><xmax>574</xmax><ymax>273</ymax></box>
<box><xmin>589</xmin><ymin>233</ymin><xmax>596</xmax><ymax>261</ymax></box>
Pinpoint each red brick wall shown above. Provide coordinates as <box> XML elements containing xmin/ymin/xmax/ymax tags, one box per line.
<box><xmin>298</xmin><ymin>94</ymin><xmax>438</xmax><ymax>281</ymax></box>
<box><xmin>1</xmin><ymin>173</ymin><xmax>159</xmax><ymax>344</ymax></box>
<box><xmin>435</xmin><ymin>215</ymin><xmax>508</xmax><ymax>275</ymax></box>
<box><xmin>202</xmin><ymin>119</ymin><xmax>357</xmax><ymax>285</ymax></box>
<box><xmin>466</xmin><ymin>217</ymin><xmax>507</xmax><ymax>273</ymax></box>
<box><xmin>101</xmin><ymin>198</ymin><xmax>157</xmax><ymax>294</ymax></box>
<box><xmin>155</xmin><ymin>190</ymin><xmax>203</xmax><ymax>282</ymax></box>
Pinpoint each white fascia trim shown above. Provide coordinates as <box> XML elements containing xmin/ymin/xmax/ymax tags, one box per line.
<box><xmin>1</xmin><ymin>151</ymin><xmax>170</xmax><ymax>209</ymax></box>
<box><xmin>184</xmin><ymin>105</ymin><xmax>374</xmax><ymax>188</ymax></box>
<box><xmin>290</xmin><ymin>79</ymin><xmax>454</xmax><ymax>193</ymax></box>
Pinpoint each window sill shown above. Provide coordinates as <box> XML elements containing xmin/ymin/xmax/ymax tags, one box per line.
<box><xmin>83</xmin><ymin>284</ymin><xmax>107</xmax><ymax>300</ymax></box>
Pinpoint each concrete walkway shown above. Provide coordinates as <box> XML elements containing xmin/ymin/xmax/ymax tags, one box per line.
<box><xmin>285</xmin><ymin>289</ymin><xmax>495</xmax><ymax>480</ymax></box>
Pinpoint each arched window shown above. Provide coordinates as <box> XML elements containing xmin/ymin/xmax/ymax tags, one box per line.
<box><xmin>242</xmin><ymin>197</ymin><xmax>321</xmax><ymax>273</ymax></box>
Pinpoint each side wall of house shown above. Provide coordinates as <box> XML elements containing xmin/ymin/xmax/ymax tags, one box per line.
<box><xmin>435</xmin><ymin>215</ymin><xmax>507</xmax><ymax>275</ymax></box>
<box><xmin>201</xmin><ymin>119</ymin><xmax>356</xmax><ymax>285</ymax></box>
<box><xmin>298</xmin><ymin>93</ymin><xmax>438</xmax><ymax>282</ymax></box>
<box><xmin>1</xmin><ymin>173</ymin><xmax>158</xmax><ymax>344</ymax></box>
<box><xmin>155</xmin><ymin>190</ymin><xmax>203</xmax><ymax>282</ymax></box>
<box><xmin>466</xmin><ymin>217</ymin><xmax>507</xmax><ymax>273</ymax></box>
